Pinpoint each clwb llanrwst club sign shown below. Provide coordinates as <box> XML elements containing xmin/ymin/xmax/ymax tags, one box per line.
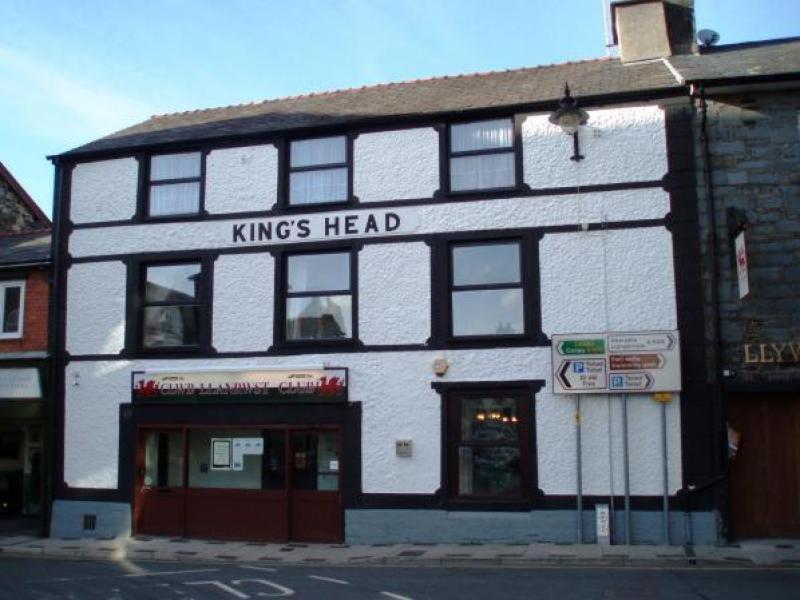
<box><xmin>132</xmin><ymin>368</ymin><xmax>348</xmax><ymax>403</ymax></box>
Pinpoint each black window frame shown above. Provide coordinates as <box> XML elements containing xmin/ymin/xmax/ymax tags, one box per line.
<box><xmin>281</xmin><ymin>134</ymin><xmax>355</xmax><ymax>210</ymax></box>
<box><xmin>433</xmin><ymin>380</ymin><xmax>544</xmax><ymax>508</ymax></box>
<box><xmin>274</xmin><ymin>244</ymin><xmax>359</xmax><ymax>349</ymax></box>
<box><xmin>430</xmin><ymin>231</ymin><xmax>545</xmax><ymax>349</ymax></box>
<box><xmin>126</xmin><ymin>255</ymin><xmax>214</xmax><ymax>357</ymax></box>
<box><xmin>137</xmin><ymin>150</ymin><xmax>208</xmax><ymax>221</ymax></box>
<box><xmin>442</xmin><ymin>116</ymin><xmax>524</xmax><ymax>196</ymax></box>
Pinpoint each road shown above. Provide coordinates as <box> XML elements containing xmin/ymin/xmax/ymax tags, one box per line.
<box><xmin>0</xmin><ymin>557</ymin><xmax>799</xmax><ymax>599</ymax></box>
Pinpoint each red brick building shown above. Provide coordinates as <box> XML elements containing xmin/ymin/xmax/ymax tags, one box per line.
<box><xmin>0</xmin><ymin>161</ymin><xmax>51</xmax><ymax>530</ymax></box>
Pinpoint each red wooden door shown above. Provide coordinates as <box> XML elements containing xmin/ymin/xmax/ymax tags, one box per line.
<box><xmin>289</xmin><ymin>430</ymin><xmax>343</xmax><ymax>542</ymax></box>
<box><xmin>134</xmin><ymin>429</ymin><xmax>186</xmax><ymax>537</ymax></box>
<box><xmin>728</xmin><ymin>394</ymin><xmax>800</xmax><ymax>538</ymax></box>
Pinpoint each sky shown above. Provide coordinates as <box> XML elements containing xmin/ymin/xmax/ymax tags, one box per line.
<box><xmin>1</xmin><ymin>0</ymin><xmax>799</xmax><ymax>218</ymax></box>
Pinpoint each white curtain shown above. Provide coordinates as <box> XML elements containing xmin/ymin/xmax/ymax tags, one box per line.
<box><xmin>290</xmin><ymin>168</ymin><xmax>347</xmax><ymax>204</ymax></box>
<box><xmin>149</xmin><ymin>182</ymin><xmax>200</xmax><ymax>216</ymax></box>
<box><xmin>150</xmin><ymin>152</ymin><xmax>201</xmax><ymax>181</ymax></box>
<box><xmin>291</xmin><ymin>136</ymin><xmax>346</xmax><ymax>167</ymax></box>
<box><xmin>451</xmin><ymin>119</ymin><xmax>513</xmax><ymax>153</ymax></box>
<box><xmin>450</xmin><ymin>153</ymin><xmax>515</xmax><ymax>191</ymax></box>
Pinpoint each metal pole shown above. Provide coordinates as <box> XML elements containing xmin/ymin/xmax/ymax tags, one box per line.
<box><xmin>622</xmin><ymin>394</ymin><xmax>631</xmax><ymax>545</ymax></box>
<box><xmin>661</xmin><ymin>400</ymin><xmax>670</xmax><ymax>545</ymax></box>
<box><xmin>576</xmin><ymin>394</ymin><xmax>583</xmax><ymax>543</ymax></box>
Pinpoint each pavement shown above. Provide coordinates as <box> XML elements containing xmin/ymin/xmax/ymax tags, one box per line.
<box><xmin>2</xmin><ymin>534</ymin><xmax>800</xmax><ymax>568</ymax></box>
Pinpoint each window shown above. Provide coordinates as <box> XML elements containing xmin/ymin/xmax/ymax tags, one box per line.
<box><xmin>140</xmin><ymin>262</ymin><xmax>204</xmax><ymax>349</ymax></box>
<box><xmin>446</xmin><ymin>389</ymin><xmax>532</xmax><ymax>501</ymax></box>
<box><xmin>288</xmin><ymin>136</ymin><xmax>349</xmax><ymax>205</ymax></box>
<box><xmin>147</xmin><ymin>152</ymin><xmax>202</xmax><ymax>216</ymax></box>
<box><xmin>450</xmin><ymin>241</ymin><xmax>523</xmax><ymax>337</ymax></box>
<box><xmin>449</xmin><ymin>118</ymin><xmax>515</xmax><ymax>192</ymax></box>
<box><xmin>0</xmin><ymin>280</ymin><xmax>24</xmax><ymax>339</ymax></box>
<box><xmin>283</xmin><ymin>251</ymin><xmax>353</xmax><ymax>341</ymax></box>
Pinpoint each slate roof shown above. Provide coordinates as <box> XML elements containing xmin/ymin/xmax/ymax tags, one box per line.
<box><xmin>0</xmin><ymin>231</ymin><xmax>52</xmax><ymax>267</ymax></box>
<box><xmin>58</xmin><ymin>36</ymin><xmax>800</xmax><ymax>159</ymax></box>
<box><xmin>669</xmin><ymin>36</ymin><xmax>800</xmax><ymax>83</ymax></box>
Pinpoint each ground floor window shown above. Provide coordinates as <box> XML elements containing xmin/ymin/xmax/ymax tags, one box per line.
<box><xmin>445</xmin><ymin>388</ymin><xmax>535</xmax><ymax>502</ymax></box>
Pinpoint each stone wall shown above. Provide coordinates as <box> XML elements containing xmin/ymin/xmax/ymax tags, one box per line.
<box><xmin>697</xmin><ymin>90</ymin><xmax>800</xmax><ymax>384</ymax></box>
<box><xmin>0</xmin><ymin>174</ymin><xmax>43</xmax><ymax>234</ymax></box>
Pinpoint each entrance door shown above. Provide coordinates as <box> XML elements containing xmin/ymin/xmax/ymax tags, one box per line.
<box><xmin>134</xmin><ymin>429</ymin><xmax>186</xmax><ymax>537</ymax></box>
<box><xmin>290</xmin><ymin>431</ymin><xmax>342</xmax><ymax>542</ymax></box>
<box><xmin>728</xmin><ymin>393</ymin><xmax>800</xmax><ymax>538</ymax></box>
<box><xmin>133</xmin><ymin>427</ymin><xmax>342</xmax><ymax>542</ymax></box>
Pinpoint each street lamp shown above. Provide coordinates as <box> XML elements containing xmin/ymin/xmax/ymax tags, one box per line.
<box><xmin>549</xmin><ymin>83</ymin><xmax>590</xmax><ymax>161</ymax></box>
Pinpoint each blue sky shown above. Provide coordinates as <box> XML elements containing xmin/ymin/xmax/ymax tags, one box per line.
<box><xmin>1</xmin><ymin>0</ymin><xmax>798</xmax><ymax>217</ymax></box>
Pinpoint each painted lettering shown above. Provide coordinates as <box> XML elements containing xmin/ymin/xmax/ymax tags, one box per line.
<box><xmin>276</xmin><ymin>220</ymin><xmax>291</xmax><ymax>240</ymax></box>
<box><xmin>771</xmin><ymin>343</ymin><xmax>788</xmax><ymax>362</ymax></box>
<box><xmin>258</xmin><ymin>222</ymin><xmax>272</xmax><ymax>241</ymax></box>
<box><xmin>345</xmin><ymin>215</ymin><xmax>358</xmax><ymax>234</ymax></box>
<box><xmin>325</xmin><ymin>216</ymin><xmax>340</xmax><ymax>236</ymax></box>
<box><xmin>385</xmin><ymin>212</ymin><xmax>400</xmax><ymax>232</ymax></box>
<box><xmin>743</xmin><ymin>344</ymin><xmax>759</xmax><ymax>363</ymax></box>
<box><xmin>759</xmin><ymin>343</ymin><xmax>774</xmax><ymax>363</ymax></box>
<box><xmin>364</xmin><ymin>213</ymin><xmax>379</xmax><ymax>233</ymax></box>
<box><xmin>297</xmin><ymin>219</ymin><xmax>311</xmax><ymax>238</ymax></box>
<box><xmin>790</xmin><ymin>343</ymin><xmax>800</xmax><ymax>362</ymax></box>
<box><xmin>233</xmin><ymin>224</ymin><xmax>246</xmax><ymax>243</ymax></box>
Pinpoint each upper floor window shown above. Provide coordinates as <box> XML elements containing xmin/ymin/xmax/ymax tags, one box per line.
<box><xmin>289</xmin><ymin>136</ymin><xmax>349</xmax><ymax>205</ymax></box>
<box><xmin>148</xmin><ymin>152</ymin><xmax>202</xmax><ymax>217</ymax></box>
<box><xmin>284</xmin><ymin>250</ymin><xmax>354</xmax><ymax>341</ymax></box>
<box><xmin>140</xmin><ymin>262</ymin><xmax>204</xmax><ymax>349</ymax></box>
<box><xmin>449</xmin><ymin>119</ymin><xmax>515</xmax><ymax>192</ymax></box>
<box><xmin>0</xmin><ymin>280</ymin><xmax>24</xmax><ymax>340</ymax></box>
<box><xmin>450</xmin><ymin>241</ymin><xmax>524</xmax><ymax>337</ymax></box>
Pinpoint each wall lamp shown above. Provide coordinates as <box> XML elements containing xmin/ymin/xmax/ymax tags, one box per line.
<box><xmin>549</xmin><ymin>83</ymin><xmax>589</xmax><ymax>161</ymax></box>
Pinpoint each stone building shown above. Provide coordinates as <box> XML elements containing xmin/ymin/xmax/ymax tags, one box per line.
<box><xmin>0</xmin><ymin>160</ymin><xmax>52</xmax><ymax>532</ymax></box>
<box><xmin>680</xmin><ymin>38</ymin><xmax>800</xmax><ymax>538</ymax></box>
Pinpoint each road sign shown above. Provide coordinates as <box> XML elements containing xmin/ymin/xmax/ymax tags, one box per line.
<box><xmin>556</xmin><ymin>358</ymin><xmax>607</xmax><ymax>391</ymax></box>
<box><xmin>552</xmin><ymin>331</ymin><xmax>681</xmax><ymax>395</ymax></box>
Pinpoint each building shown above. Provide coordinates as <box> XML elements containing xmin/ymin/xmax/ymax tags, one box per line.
<box><xmin>680</xmin><ymin>37</ymin><xmax>800</xmax><ymax>539</ymax></box>
<box><xmin>0</xmin><ymin>160</ymin><xmax>52</xmax><ymax>532</ymax></box>
<box><xmin>46</xmin><ymin>1</ymin><xmax>798</xmax><ymax>544</ymax></box>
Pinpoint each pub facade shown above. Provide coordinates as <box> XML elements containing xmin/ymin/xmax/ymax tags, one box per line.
<box><xmin>49</xmin><ymin>0</ymin><xmax>738</xmax><ymax>545</ymax></box>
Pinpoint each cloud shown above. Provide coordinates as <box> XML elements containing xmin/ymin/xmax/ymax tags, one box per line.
<box><xmin>0</xmin><ymin>43</ymin><xmax>153</xmax><ymax>139</ymax></box>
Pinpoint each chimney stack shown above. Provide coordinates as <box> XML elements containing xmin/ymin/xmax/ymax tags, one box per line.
<box><xmin>612</xmin><ymin>0</ymin><xmax>697</xmax><ymax>63</ymax></box>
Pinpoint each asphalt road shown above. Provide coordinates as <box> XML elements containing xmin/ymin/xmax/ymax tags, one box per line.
<box><xmin>1</xmin><ymin>557</ymin><xmax>799</xmax><ymax>599</ymax></box>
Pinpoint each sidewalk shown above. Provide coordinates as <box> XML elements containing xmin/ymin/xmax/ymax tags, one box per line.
<box><xmin>2</xmin><ymin>535</ymin><xmax>800</xmax><ymax>568</ymax></box>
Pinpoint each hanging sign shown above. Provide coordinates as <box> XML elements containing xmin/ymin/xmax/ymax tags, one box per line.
<box><xmin>552</xmin><ymin>331</ymin><xmax>681</xmax><ymax>394</ymax></box>
<box><xmin>133</xmin><ymin>368</ymin><xmax>347</xmax><ymax>403</ymax></box>
<box><xmin>735</xmin><ymin>231</ymin><xmax>749</xmax><ymax>299</ymax></box>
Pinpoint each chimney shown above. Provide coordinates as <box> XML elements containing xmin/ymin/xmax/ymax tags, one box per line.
<box><xmin>611</xmin><ymin>0</ymin><xmax>697</xmax><ymax>63</ymax></box>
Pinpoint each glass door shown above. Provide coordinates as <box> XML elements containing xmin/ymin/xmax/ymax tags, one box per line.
<box><xmin>289</xmin><ymin>430</ymin><xmax>342</xmax><ymax>542</ymax></box>
<box><xmin>134</xmin><ymin>429</ymin><xmax>186</xmax><ymax>537</ymax></box>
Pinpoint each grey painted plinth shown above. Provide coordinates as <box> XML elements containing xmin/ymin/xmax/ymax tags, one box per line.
<box><xmin>345</xmin><ymin>509</ymin><xmax>719</xmax><ymax>545</ymax></box>
<box><xmin>50</xmin><ymin>500</ymin><xmax>131</xmax><ymax>539</ymax></box>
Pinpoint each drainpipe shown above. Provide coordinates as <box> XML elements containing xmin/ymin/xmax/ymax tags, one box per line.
<box><xmin>691</xmin><ymin>82</ymin><xmax>728</xmax><ymax>545</ymax></box>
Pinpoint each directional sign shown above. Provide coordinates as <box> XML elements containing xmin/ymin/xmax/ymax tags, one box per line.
<box><xmin>557</xmin><ymin>339</ymin><xmax>606</xmax><ymax>355</ymax></box>
<box><xmin>552</xmin><ymin>331</ymin><xmax>681</xmax><ymax>395</ymax></box>
<box><xmin>609</xmin><ymin>353</ymin><xmax>664</xmax><ymax>371</ymax></box>
<box><xmin>557</xmin><ymin>359</ymin><xmax>607</xmax><ymax>391</ymax></box>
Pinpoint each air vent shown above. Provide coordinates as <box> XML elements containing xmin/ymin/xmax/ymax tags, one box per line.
<box><xmin>82</xmin><ymin>514</ymin><xmax>97</xmax><ymax>531</ymax></box>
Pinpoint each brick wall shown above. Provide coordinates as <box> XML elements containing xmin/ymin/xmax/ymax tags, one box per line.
<box><xmin>696</xmin><ymin>90</ymin><xmax>800</xmax><ymax>384</ymax></box>
<box><xmin>0</xmin><ymin>269</ymin><xmax>49</xmax><ymax>352</ymax></box>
